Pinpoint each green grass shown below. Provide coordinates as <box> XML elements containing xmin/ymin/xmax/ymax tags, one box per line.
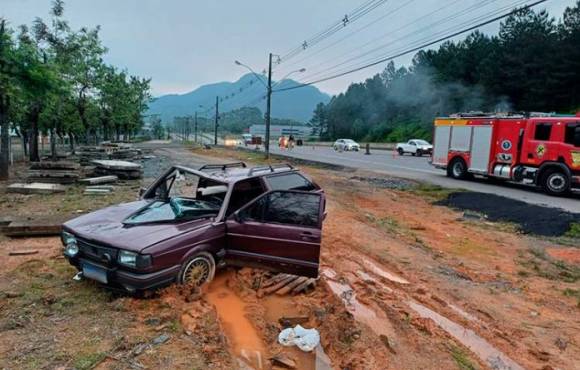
<box><xmin>408</xmin><ymin>183</ymin><xmax>459</xmax><ymax>201</ymax></box>
<box><xmin>449</xmin><ymin>345</ymin><xmax>479</xmax><ymax>370</ymax></box>
<box><xmin>73</xmin><ymin>352</ymin><xmax>106</xmax><ymax>370</ymax></box>
<box><xmin>565</xmin><ymin>223</ymin><xmax>580</xmax><ymax>239</ymax></box>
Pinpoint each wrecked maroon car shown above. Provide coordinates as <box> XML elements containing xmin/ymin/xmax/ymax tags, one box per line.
<box><xmin>62</xmin><ymin>162</ymin><xmax>325</xmax><ymax>293</ymax></box>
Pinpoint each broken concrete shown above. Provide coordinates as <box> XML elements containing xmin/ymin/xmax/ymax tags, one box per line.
<box><xmin>7</xmin><ymin>182</ymin><xmax>66</xmax><ymax>194</ymax></box>
<box><xmin>79</xmin><ymin>175</ymin><xmax>118</xmax><ymax>185</ymax></box>
<box><xmin>2</xmin><ymin>221</ymin><xmax>62</xmax><ymax>237</ymax></box>
<box><xmin>91</xmin><ymin>160</ymin><xmax>142</xmax><ymax>171</ymax></box>
<box><xmin>9</xmin><ymin>250</ymin><xmax>39</xmax><ymax>256</ymax></box>
<box><xmin>84</xmin><ymin>188</ymin><xmax>112</xmax><ymax>195</ymax></box>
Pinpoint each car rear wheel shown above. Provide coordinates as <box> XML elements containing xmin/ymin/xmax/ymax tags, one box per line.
<box><xmin>447</xmin><ymin>157</ymin><xmax>470</xmax><ymax>180</ymax></box>
<box><xmin>540</xmin><ymin>168</ymin><xmax>570</xmax><ymax>196</ymax></box>
<box><xmin>179</xmin><ymin>252</ymin><xmax>216</xmax><ymax>287</ymax></box>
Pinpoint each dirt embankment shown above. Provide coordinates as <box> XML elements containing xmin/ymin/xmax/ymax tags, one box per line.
<box><xmin>1</xmin><ymin>144</ymin><xmax>579</xmax><ymax>370</ymax></box>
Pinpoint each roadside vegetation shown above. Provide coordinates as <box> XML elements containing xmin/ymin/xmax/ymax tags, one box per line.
<box><xmin>0</xmin><ymin>0</ymin><xmax>151</xmax><ymax>180</ymax></box>
<box><xmin>308</xmin><ymin>3</ymin><xmax>580</xmax><ymax>142</ymax></box>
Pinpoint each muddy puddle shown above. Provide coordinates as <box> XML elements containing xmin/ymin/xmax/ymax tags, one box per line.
<box><xmin>206</xmin><ymin>272</ymin><xmax>267</xmax><ymax>369</ymax></box>
<box><xmin>323</xmin><ymin>269</ymin><xmax>394</xmax><ymax>338</ymax></box>
<box><xmin>408</xmin><ymin>301</ymin><xmax>523</xmax><ymax>370</ymax></box>
<box><xmin>206</xmin><ymin>271</ymin><xmax>332</xmax><ymax>370</ymax></box>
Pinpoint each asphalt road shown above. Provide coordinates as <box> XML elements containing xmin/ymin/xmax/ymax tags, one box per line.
<box><xmin>263</xmin><ymin>145</ymin><xmax>580</xmax><ymax>213</ymax></box>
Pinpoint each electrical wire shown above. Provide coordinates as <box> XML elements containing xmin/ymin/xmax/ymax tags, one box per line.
<box><xmin>273</xmin><ymin>0</ymin><xmax>548</xmax><ymax>92</ymax></box>
<box><xmin>296</xmin><ymin>0</ymin><xmax>502</xmax><ymax>82</ymax></box>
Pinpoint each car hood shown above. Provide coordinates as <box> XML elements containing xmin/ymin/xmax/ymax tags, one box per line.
<box><xmin>419</xmin><ymin>145</ymin><xmax>433</xmax><ymax>149</ymax></box>
<box><xmin>63</xmin><ymin>200</ymin><xmax>211</xmax><ymax>253</ymax></box>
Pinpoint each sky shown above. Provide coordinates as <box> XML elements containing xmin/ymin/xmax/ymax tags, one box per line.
<box><xmin>1</xmin><ymin>0</ymin><xmax>575</xmax><ymax>97</ymax></box>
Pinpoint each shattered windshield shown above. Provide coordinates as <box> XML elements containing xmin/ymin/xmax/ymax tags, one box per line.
<box><xmin>124</xmin><ymin>198</ymin><xmax>222</xmax><ymax>224</ymax></box>
<box><xmin>128</xmin><ymin>169</ymin><xmax>228</xmax><ymax>224</ymax></box>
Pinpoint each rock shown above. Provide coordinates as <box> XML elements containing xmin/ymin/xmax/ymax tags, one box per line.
<box><xmin>269</xmin><ymin>353</ymin><xmax>296</xmax><ymax>369</ymax></box>
<box><xmin>3</xmin><ymin>291</ymin><xmax>24</xmax><ymax>298</ymax></box>
<box><xmin>555</xmin><ymin>337</ymin><xmax>568</xmax><ymax>351</ymax></box>
<box><xmin>151</xmin><ymin>334</ymin><xmax>170</xmax><ymax>345</ymax></box>
<box><xmin>144</xmin><ymin>317</ymin><xmax>161</xmax><ymax>326</ymax></box>
<box><xmin>278</xmin><ymin>316</ymin><xmax>309</xmax><ymax>328</ymax></box>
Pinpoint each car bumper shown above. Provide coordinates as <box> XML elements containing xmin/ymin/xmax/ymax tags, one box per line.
<box><xmin>66</xmin><ymin>256</ymin><xmax>180</xmax><ymax>292</ymax></box>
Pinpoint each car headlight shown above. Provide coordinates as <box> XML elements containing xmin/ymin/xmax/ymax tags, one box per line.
<box><xmin>62</xmin><ymin>232</ymin><xmax>79</xmax><ymax>257</ymax></box>
<box><xmin>118</xmin><ymin>250</ymin><xmax>152</xmax><ymax>269</ymax></box>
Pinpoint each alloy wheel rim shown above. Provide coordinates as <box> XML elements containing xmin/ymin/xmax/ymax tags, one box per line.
<box><xmin>185</xmin><ymin>258</ymin><xmax>210</xmax><ymax>286</ymax></box>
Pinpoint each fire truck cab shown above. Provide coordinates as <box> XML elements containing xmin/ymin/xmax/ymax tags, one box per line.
<box><xmin>431</xmin><ymin>113</ymin><xmax>580</xmax><ymax>196</ymax></box>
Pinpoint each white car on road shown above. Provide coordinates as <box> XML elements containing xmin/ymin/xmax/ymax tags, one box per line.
<box><xmin>333</xmin><ymin>139</ymin><xmax>360</xmax><ymax>151</ymax></box>
<box><xmin>396</xmin><ymin>139</ymin><xmax>433</xmax><ymax>156</ymax></box>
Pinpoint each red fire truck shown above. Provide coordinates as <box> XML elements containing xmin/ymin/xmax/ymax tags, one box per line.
<box><xmin>430</xmin><ymin>113</ymin><xmax>580</xmax><ymax>196</ymax></box>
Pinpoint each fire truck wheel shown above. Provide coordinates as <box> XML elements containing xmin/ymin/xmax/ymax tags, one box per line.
<box><xmin>447</xmin><ymin>157</ymin><xmax>470</xmax><ymax>180</ymax></box>
<box><xmin>540</xmin><ymin>168</ymin><xmax>570</xmax><ymax>196</ymax></box>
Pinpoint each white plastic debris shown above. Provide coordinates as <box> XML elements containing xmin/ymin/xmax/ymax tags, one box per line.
<box><xmin>278</xmin><ymin>324</ymin><xmax>320</xmax><ymax>352</ymax></box>
<box><xmin>73</xmin><ymin>272</ymin><xmax>84</xmax><ymax>281</ymax></box>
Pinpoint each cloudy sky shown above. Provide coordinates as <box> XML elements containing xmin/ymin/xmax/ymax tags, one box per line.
<box><xmin>1</xmin><ymin>0</ymin><xmax>574</xmax><ymax>97</ymax></box>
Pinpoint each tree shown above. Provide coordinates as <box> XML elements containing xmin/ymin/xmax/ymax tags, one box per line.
<box><xmin>0</xmin><ymin>19</ymin><xmax>16</xmax><ymax>179</ymax></box>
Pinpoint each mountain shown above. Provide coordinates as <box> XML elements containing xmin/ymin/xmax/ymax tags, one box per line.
<box><xmin>148</xmin><ymin>73</ymin><xmax>331</xmax><ymax>123</ymax></box>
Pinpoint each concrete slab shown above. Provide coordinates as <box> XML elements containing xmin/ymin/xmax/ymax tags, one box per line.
<box><xmin>79</xmin><ymin>175</ymin><xmax>118</xmax><ymax>185</ymax></box>
<box><xmin>7</xmin><ymin>182</ymin><xmax>67</xmax><ymax>194</ymax></box>
<box><xmin>2</xmin><ymin>221</ymin><xmax>62</xmax><ymax>237</ymax></box>
<box><xmin>91</xmin><ymin>160</ymin><xmax>142</xmax><ymax>170</ymax></box>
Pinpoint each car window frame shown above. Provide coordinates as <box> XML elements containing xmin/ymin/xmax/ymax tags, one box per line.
<box><xmin>263</xmin><ymin>171</ymin><xmax>318</xmax><ymax>192</ymax></box>
<box><xmin>231</xmin><ymin>189</ymin><xmax>323</xmax><ymax>229</ymax></box>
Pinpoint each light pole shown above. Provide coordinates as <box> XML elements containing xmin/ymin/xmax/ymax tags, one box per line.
<box><xmin>235</xmin><ymin>57</ymin><xmax>305</xmax><ymax>159</ymax></box>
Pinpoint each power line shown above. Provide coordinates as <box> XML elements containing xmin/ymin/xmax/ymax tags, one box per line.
<box><xmin>273</xmin><ymin>0</ymin><xmax>549</xmax><ymax>93</ymax></box>
<box><xmin>296</xmin><ymin>0</ymin><xmax>501</xmax><ymax>83</ymax></box>
<box><xmin>276</xmin><ymin>0</ymin><xmax>391</xmax><ymax>66</ymax></box>
<box><xmin>275</xmin><ymin>0</ymin><xmax>416</xmax><ymax>75</ymax></box>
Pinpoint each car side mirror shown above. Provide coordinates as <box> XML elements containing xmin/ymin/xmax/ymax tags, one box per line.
<box><xmin>233</xmin><ymin>211</ymin><xmax>243</xmax><ymax>223</ymax></box>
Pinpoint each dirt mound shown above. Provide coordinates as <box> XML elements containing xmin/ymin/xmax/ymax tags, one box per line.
<box><xmin>437</xmin><ymin>192</ymin><xmax>580</xmax><ymax>236</ymax></box>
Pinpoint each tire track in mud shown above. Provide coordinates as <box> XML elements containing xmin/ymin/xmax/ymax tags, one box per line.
<box><xmin>322</xmin><ymin>253</ymin><xmax>525</xmax><ymax>370</ymax></box>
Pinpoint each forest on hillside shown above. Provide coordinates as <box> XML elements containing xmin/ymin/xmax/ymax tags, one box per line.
<box><xmin>308</xmin><ymin>3</ymin><xmax>580</xmax><ymax>142</ymax></box>
<box><xmin>0</xmin><ymin>0</ymin><xmax>151</xmax><ymax>179</ymax></box>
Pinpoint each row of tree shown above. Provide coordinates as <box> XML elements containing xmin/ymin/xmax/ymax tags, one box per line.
<box><xmin>0</xmin><ymin>0</ymin><xmax>151</xmax><ymax>179</ymax></box>
<box><xmin>309</xmin><ymin>3</ymin><xmax>580</xmax><ymax>142</ymax></box>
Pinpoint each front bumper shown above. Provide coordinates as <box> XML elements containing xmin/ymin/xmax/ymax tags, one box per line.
<box><xmin>66</xmin><ymin>256</ymin><xmax>180</xmax><ymax>292</ymax></box>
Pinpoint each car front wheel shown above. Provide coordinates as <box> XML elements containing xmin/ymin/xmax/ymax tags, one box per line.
<box><xmin>416</xmin><ymin>149</ymin><xmax>423</xmax><ymax>157</ymax></box>
<box><xmin>179</xmin><ymin>252</ymin><xmax>216</xmax><ymax>287</ymax></box>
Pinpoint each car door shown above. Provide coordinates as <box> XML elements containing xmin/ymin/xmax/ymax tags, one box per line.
<box><xmin>225</xmin><ymin>190</ymin><xmax>324</xmax><ymax>278</ymax></box>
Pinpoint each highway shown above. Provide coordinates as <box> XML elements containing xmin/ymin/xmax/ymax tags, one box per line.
<box><xmin>263</xmin><ymin>145</ymin><xmax>580</xmax><ymax>213</ymax></box>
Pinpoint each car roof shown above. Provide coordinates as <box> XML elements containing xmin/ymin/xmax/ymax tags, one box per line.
<box><xmin>174</xmin><ymin>163</ymin><xmax>297</xmax><ymax>184</ymax></box>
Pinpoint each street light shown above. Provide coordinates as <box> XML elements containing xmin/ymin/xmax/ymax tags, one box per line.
<box><xmin>235</xmin><ymin>58</ymin><xmax>305</xmax><ymax>159</ymax></box>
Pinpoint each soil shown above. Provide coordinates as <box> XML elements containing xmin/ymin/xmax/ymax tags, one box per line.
<box><xmin>437</xmin><ymin>191</ymin><xmax>580</xmax><ymax>237</ymax></box>
<box><xmin>1</xmin><ymin>143</ymin><xmax>579</xmax><ymax>370</ymax></box>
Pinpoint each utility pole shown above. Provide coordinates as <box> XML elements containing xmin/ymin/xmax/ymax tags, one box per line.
<box><xmin>265</xmin><ymin>52</ymin><xmax>273</xmax><ymax>159</ymax></box>
<box><xmin>214</xmin><ymin>96</ymin><xmax>219</xmax><ymax>146</ymax></box>
<box><xmin>194</xmin><ymin>111</ymin><xmax>198</xmax><ymax>143</ymax></box>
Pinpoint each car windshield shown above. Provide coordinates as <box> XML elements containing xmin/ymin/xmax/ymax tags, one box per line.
<box><xmin>133</xmin><ymin>168</ymin><xmax>227</xmax><ymax>224</ymax></box>
<box><xmin>416</xmin><ymin>140</ymin><xmax>429</xmax><ymax>145</ymax></box>
<box><xmin>124</xmin><ymin>198</ymin><xmax>222</xmax><ymax>224</ymax></box>
<box><xmin>344</xmin><ymin>139</ymin><xmax>356</xmax><ymax>143</ymax></box>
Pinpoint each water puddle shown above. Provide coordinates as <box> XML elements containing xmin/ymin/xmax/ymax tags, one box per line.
<box><xmin>408</xmin><ymin>301</ymin><xmax>524</xmax><ymax>370</ymax></box>
<box><xmin>323</xmin><ymin>268</ymin><xmax>394</xmax><ymax>338</ymax></box>
<box><xmin>448</xmin><ymin>303</ymin><xmax>481</xmax><ymax>323</ymax></box>
<box><xmin>356</xmin><ymin>270</ymin><xmax>394</xmax><ymax>293</ymax></box>
<box><xmin>362</xmin><ymin>258</ymin><xmax>409</xmax><ymax>284</ymax></box>
<box><xmin>206</xmin><ymin>272</ymin><xmax>267</xmax><ymax>369</ymax></box>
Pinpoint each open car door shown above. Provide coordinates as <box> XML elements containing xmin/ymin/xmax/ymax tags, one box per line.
<box><xmin>225</xmin><ymin>190</ymin><xmax>324</xmax><ymax>278</ymax></box>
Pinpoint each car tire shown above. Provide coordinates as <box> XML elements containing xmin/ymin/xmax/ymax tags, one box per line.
<box><xmin>447</xmin><ymin>157</ymin><xmax>470</xmax><ymax>180</ymax></box>
<box><xmin>416</xmin><ymin>150</ymin><xmax>423</xmax><ymax>157</ymax></box>
<box><xmin>179</xmin><ymin>252</ymin><xmax>216</xmax><ymax>287</ymax></box>
<box><xmin>333</xmin><ymin>146</ymin><xmax>337</xmax><ymax>151</ymax></box>
<box><xmin>397</xmin><ymin>148</ymin><xmax>404</xmax><ymax>156</ymax></box>
<box><xmin>540</xmin><ymin>168</ymin><xmax>571</xmax><ymax>196</ymax></box>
